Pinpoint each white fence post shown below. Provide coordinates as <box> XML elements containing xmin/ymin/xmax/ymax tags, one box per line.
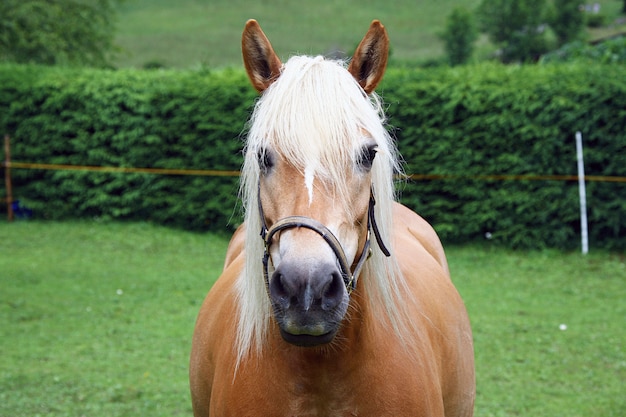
<box><xmin>576</xmin><ymin>131</ymin><xmax>588</xmax><ymax>255</ymax></box>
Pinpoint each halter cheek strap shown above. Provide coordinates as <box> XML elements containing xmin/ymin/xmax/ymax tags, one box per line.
<box><xmin>259</xmin><ymin>185</ymin><xmax>390</xmax><ymax>294</ymax></box>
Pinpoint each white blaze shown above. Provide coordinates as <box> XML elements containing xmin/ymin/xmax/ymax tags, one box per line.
<box><xmin>304</xmin><ymin>165</ymin><xmax>315</xmax><ymax>205</ymax></box>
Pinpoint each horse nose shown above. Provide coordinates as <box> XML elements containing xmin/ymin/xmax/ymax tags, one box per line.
<box><xmin>269</xmin><ymin>261</ymin><xmax>345</xmax><ymax>311</ymax></box>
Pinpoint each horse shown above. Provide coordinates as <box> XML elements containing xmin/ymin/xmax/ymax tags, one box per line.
<box><xmin>189</xmin><ymin>20</ymin><xmax>475</xmax><ymax>416</ymax></box>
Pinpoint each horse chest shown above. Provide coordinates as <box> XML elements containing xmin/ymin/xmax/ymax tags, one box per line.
<box><xmin>286</xmin><ymin>394</ymin><xmax>356</xmax><ymax>417</ymax></box>
<box><xmin>220</xmin><ymin>351</ymin><xmax>430</xmax><ymax>417</ymax></box>
<box><xmin>282</xmin><ymin>374</ymin><xmax>358</xmax><ymax>417</ymax></box>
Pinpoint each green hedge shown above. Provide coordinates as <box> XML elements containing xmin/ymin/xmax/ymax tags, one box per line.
<box><xmin>1</xmin><ymin>63</ymin><xmax>624</xmax><ymax>249</ymax></box>
<box><xmin>1</xmin><ymin>65</ymin><xmax>255</xmax><ymax>231</ymax></box>
<box><xmin>382</xmin><ymin>64</ymin><xmax>626</xmax><ymax>249</ymax></box>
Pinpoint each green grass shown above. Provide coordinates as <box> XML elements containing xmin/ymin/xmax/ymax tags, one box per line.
<box><xmin>112</xmin><ymin>0</ymin><xmax>626</xmax><ymax>69</ymax></box>
<box><xmin>0</xmin><ymin>221</ymin><xmax>229</xmax><ymax>416</ymax></box>
<box><xmin>448</xmin><ymin>246</ymin><xmax>626</xmax><ymax>417</ymax></box>
<box><xmin>1</xmin><ymin>221</ymin><xmax>625</xmax><ymax>416</ymax></box>
<box><xmin>112</xmin><ymin>0</ymin><xmax>485</xmax><ymax>68</ymax></box>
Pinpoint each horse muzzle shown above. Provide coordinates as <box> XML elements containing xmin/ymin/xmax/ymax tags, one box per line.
<box><xmin>258</xmin><ymin>187</ymin><xmax>391</xmax><ymax>347</ymax></box>
<box><xmin>268</xmin><ymin>258</ymin><xmax>349</xmax><ymax>347</ymax></box>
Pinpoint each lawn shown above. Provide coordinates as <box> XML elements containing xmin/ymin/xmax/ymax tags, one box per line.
<box><xmin>451</xmin><ymin>245</ymin><xmax>626</xmax><ymax>416</ymax></box>
<box><xmin>0</xmin><ymin>221</ymin><xmax>229</xmax><ymax>416</ymax></box>
<box><xmin>1</xmin><ymin>221</ymin><xmax>624</xmax><ymax>416</ymax></box>
<box><xmin>112</xmin><ymin>0</ymin><xmax>626</xmax><ymax>69</ymax></box>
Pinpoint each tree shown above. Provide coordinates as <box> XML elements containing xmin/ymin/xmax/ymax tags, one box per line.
<box><xmin>476</xmin><ymin>0</ymin><xmax>553</xmax><ymax>62</ymax></box>
<box><xmin>440</xmin><ymin>7</ymin><xmax>478</xmax><ymax>66</ymax></box>
<box><xmin>549</xmin><ymin>0</ymin><xmax>586</xmax><ymax>46</ymax></box>
<box><xmin>0</xmin><ymin>0</ymin><xmax>120</xmax><ymax>67</ymax></box>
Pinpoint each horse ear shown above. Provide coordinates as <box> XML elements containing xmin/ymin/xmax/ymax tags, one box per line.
<box><xmin>242</xmin><ymin>19</ymin><xmax>282</xmax><ymax>93</ymax></box>
<box><xmin>348</xmin><ymin>20</ymin><xmax>389</xmax><ymax>94</ymax></box>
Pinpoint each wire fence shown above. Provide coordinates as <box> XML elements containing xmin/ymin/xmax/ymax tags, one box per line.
<box><xmin>5</xmin><ymin>161</ymin><xmax>626</xmax><ymax>182</ymax></box>
<box><xmin>3</xmin><ymin>134</ymin><xmax>626</xmax><ymax>225</ymax></box>
<box><xmin>5</xmin><ymin>161</ymin><xmax>241</xmax><ymax>177</ymax></box>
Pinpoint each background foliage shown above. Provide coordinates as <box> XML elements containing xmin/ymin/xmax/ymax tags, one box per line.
<box><xmin>440</xmin><ymin>7</ymin><xmax>478</xmax><ymax>66</ymax></box>
<box><xmin>2</xmin><ymin>0</ymin><xmax>624</xmax><ymax>69</ymax></box>
<box><xmin>0</xmin><ymin>0</ymin><xmax>121</xmax><ymax>67</ymax></box>
<box><xmin>548</xmin><ymin>0</ymin><xmax>587</xmax><ymax>46</ymax></box>
<box><xmin>476</xmin><ymin>0</ymin><xmax>557</xmax><ymax>62</ymax></box>
<box><xmin>1</xmin><ymin>65</ymin><xmax>255</xmax><ymax>231</ymax></box>
<box><xmin>109</xmin><ymin>0</ymin><xmax>626</xmax><ymax>69</ymax></box>
<box><xmin>1</xmin><ymin>62</ymin><xmax>625</xmax><ymax>249</ymax></box>
<box><xmin>542</xmin><ymin>36</ymin><xmax>626</xmax><ymax>63</ymax></box>
<box><xmin>383</xmin><ymin>63</ymin><xmax>626</xmax><ymax>249</ymax></box>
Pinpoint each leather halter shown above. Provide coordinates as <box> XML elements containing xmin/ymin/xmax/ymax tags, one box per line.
<box><xmin>259</xmin><ymin>185</ymin><xmax>391</xmax><ymax>294</ymax></box>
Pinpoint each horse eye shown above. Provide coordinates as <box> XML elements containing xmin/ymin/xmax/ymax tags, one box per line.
<box><xmin>257</xmin><ymin>148</ymin><xmax>274</xmax><ymax>174</ymax></box>
<box><xmin>358</xmin><ymin>145</ymin><xmax>378</xmax><ymax>171</ymax></box>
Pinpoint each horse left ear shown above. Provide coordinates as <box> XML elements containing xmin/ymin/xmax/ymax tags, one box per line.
<box><xmin>242</xmin><ymin>19</ymin><xmax>283</xmax><ymax>93</ymax></box>
<box><xmin>348</xmin><ymin>20</ymin><xmax>389</xmax><ymax>94</ymax></box>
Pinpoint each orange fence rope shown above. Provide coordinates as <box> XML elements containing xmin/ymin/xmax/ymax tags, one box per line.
<box><xmin>406</xmin><ymin>173</ymin><xmax>626</xmax><ymax>183</ymax></box>
<box><xmin>4</xmin><ymin>161</ymin><xmax>241</xmax><ymax>177</ymax></box>
<box><xmin>3</xmin><ymin>161</ymin><xmax>626</xmax><ymax>183</ymax></box>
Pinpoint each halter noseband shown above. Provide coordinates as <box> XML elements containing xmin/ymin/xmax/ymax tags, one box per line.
<box><xmin>259</xmin><ymin>185</ymin><xmax>391</xmax><ymax>294</ymax></box>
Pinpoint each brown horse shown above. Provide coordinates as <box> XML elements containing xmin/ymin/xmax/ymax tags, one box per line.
<box><xmin>190</xmin><ymin>20</ymin><xmax>475</xmax><ymax>416</ymax></box>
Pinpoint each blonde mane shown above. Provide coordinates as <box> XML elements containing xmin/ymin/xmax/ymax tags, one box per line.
<box><xmin>236</xmin><ymin>55</ymin><xmax>407</xmax><ymax>364</ymax></box>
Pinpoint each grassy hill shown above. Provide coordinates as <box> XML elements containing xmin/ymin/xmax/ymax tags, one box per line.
<box><xmin>112</xmin><ymin>0</ymin><xmax>626</xmax><ymax>69</ymax></box>
<box><xmin>112</xmin><ymin>0</ymin><xmax>483</xmax><ymax>68</ymax></box>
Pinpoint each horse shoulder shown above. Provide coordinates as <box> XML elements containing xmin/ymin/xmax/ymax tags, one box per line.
<box><xmin>222</xmin><ymin>224</ymin><xmax>246</xmax><ymax>270</ymax></box>
<box><xmin>392</xmin><ymin>202</ymin><xmax>450</xmax><ymax>277</ymax></box>
<box><xmin>391</xmin><ymin>202</ymin><xmax>475</xmax><ymax>417</ymax></box>
<box><xmin>190</xmin><ymin>251</ymin><xmax>243</xmax><ymax>416</ymax></box>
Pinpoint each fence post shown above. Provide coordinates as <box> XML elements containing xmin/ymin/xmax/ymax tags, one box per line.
<box><xmin>4</xmin><ymin>134</ymin><xmax>13</xmax><ymax>222</ymax></box>
<box><xmin>575</xmin><ymin>131</ymin><xmax>588</xmax><ymax>254</ymax></box>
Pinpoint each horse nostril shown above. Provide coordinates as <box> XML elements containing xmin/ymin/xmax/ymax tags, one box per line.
<box><xmin>269</xmin><ymin>272</ymin><xmax>291</xmax><ymax>309</ymax></box>
<box><xmin>321</xmin><ymin>271</ymin><xmax>345</xmax><ymax>311</ymax></box>
<box><xmin>269</xmin><ymin>263</ymin><xmax>346</xmax><ymax>312</ymax></box>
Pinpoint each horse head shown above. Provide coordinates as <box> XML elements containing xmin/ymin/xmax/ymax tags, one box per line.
<box><xmin>241</xmin><ymin>20</ymin><xmax>391</xmax><ymax>347</ymax></box>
